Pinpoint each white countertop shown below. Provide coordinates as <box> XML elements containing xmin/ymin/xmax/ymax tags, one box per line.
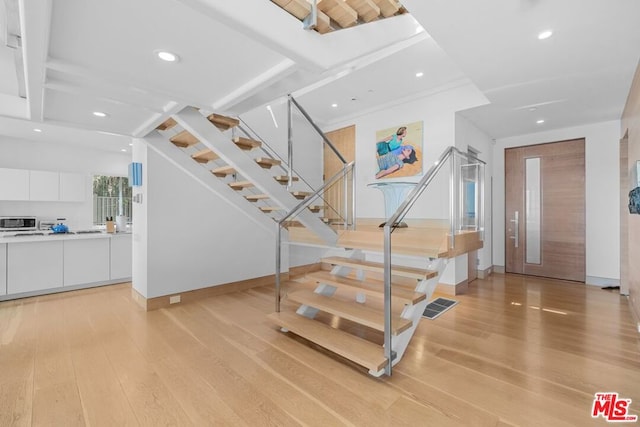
<box><xmin>0</xmin><ymin>231</ymin><xmax>131</xmax><ymax>243</ymax></box>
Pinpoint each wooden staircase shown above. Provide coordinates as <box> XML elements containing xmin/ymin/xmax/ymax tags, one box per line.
<box><xmin>149</xmin><ymin>107</ymin><xmax>337</xmax><ymax>244</ymax></box>
<box><xmin>268</xmin><ymin>222</ymin><xmax>483</xmax><ymax>376</ymax></box>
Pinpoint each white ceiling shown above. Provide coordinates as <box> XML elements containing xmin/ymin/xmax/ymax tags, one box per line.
<box><xmin>0</xmin><ymin>0</ymin><xmax>639</xmax><ymax>153</ymax></box>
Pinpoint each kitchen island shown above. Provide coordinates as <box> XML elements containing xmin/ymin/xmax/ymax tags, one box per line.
<box><xmin>0</xmin><ymin>232</ymin><xmax>132</xmax><ymax>300</ymax></box>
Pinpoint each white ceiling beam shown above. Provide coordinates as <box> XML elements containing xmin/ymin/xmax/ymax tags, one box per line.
<box><xmin>19</xmin><ymin>0</ymin><xmax>51</xmax><ymax>121</ymax></box>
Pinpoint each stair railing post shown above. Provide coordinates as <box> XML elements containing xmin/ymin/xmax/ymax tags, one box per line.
<box><xmin>287</xmin><ymin>96</ymin><xmax>294</xmax><ymax>189</ymax></box>
<box><xmin>383</xmin><ymin>223</ymin><xmax>393</xmax><ymax>376</ymax></box>
<box><xmin>351</xmin><ymin>163</ymin><xmax>356</xmax><ymax>230</ymax></box>
<box><xmin>275</xmin><ymin>223</ymin><xmax>282</xmax><ymax>312</ymax></box>
<box><xmin>449</xmin><ymin>152</ymin><xmax>457</xmax><ymax>249</ymax></box>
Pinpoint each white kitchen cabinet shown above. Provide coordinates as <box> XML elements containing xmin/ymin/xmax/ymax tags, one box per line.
<box><xmin>0</xmin><ymin>168</ymin><xmax>29</xmax><ymax>200</ymax></box>
<box><xmin>64</xmin><ymin>238</ymin><xmax>110</xmax><ymax>286</ymax></box>
<box><xmin>110</xmin><ymin>234</ymin><xmax>132</xmax><ymax>280</ymax></box>
<box><xmin>0</xmin><ymin>244</ymin><xmax>6</xmax><ymax>296</ymax></box>
<box><xmin>29</xmin><ymin>170</ymin><xmax>60</xmax><ymax>201</ymax></box>
<box><xmin>60</xmin><ymin>172</ymin><xmax>86</xmax><ymax>202</ymax></box>
<box><xmin>7</xmin><ymin>241</ymin><xmax>63</xmax><ymax>294</ymax></box>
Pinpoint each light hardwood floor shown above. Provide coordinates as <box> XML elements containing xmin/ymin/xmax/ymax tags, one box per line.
<box><xmin>1</xmin><ymin>274</ymin><xmax>639</xmax><ymax>426</ymax></box>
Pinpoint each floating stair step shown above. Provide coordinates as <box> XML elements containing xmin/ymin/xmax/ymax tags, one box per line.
<box><xmin>317</xmin><ymin>0</ymin><xmax>358</xmax><ymax>28</ymax></box>
<box><xmin>274</xmin><ymin>175</ymin><xmax>299</xmax><ymax>184</ymax></box>
<box><xmin>170</xmin><ymin>130</ymin><xmax>200</xmax><ymax>148</ymax></box>
<box><xmin>372</xmin><ymin>0</ymin><xmax>400</xmax><ymax>17</ymax></box>
<box><xmin>345</xmin><ymin>0</ymin><xmax>380</xmax><ymax>22</ymax></box>
<box><xmin>308</xmin><ymin>205</ymin><xmax>323</xmax><ymax>213</ymax></box>
<box><xmin>229</xmin><ymin>180</ymin><xmax>254</xmax><ymax>190</ymax></box>
<box><xmin>233</xmin><ymin>137</ymin><xmax>261</xmax><ymax>150</ymax></box>
<box><xmin>157</xmin><ymin>117</ymin><xmax>177</xmax><ymax>131</ymax></box>
<box><xmin>245</xmin><ymin>194</ymin><xmax>270</xmax><ymax>202</ymax></box>
<box><xmin>272</xmin><ymin>0</ymin><xmax>310</xmax><ymax>19</ymax></box>
<box><xmin>321</xmin><ymin>256</ymin><xmax>437</xmax><ymax>281</ymax></box>
<box><xmin>211</xmin><ymin>165</ymin><xmax>236</xmax><ymax>177</ymax></box>
<box><xmin>307</xmin><ymin>270</ymin><xmax>426</xmax><ymax>305</ymax></box>
<box><xmin>259</xmin><ymin>206</ymin><xmax>283</xmax><ymax>213</ymax></box>
<box><xmin>191</xmin><ymin>148</ymin><xmax>219</xmax><ymax>163</ymax></box>
<box><xmin>291</xmin><ymin>191</ymin><xmax>311</xmax><ymax>199</ymax></box>
<box><xmin>288</xmin><ymin>289</ymin><xmax>412</xmax><ymax>335</ymax></box>
<box><xmin>282</xmin><ymin>220</ymin><xmax>303</xmax><ymax>228</ymax></box>
<box><xmin>207</xmin><ymin>113</ymin><xmax>239</xmax><ymax>130</ymax></box>
<box><xmin>267</xmin><ymin>311</ymin><xmax>387</xmax><ymax>373</ymax></box>
<box><xmin>255</xmin><ymin>157</ymin><xmax>281</xmax><ymax>169</ymax></box>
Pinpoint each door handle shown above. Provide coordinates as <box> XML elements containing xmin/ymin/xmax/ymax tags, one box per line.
<box><xmin>509</xmin><ymin>211</ymin><xmax>519</xmax><ymax>248</ymax></box>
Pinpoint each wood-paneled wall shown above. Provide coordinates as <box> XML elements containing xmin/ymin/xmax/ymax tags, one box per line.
<box><xmin>621</xmin><ymin>60</ymin><xmax>640</xmax><ymax>327</ymax></box>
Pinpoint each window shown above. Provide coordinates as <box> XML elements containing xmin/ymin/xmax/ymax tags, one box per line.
<box><xmin>92</xmin><ymin>175</ymin><xmax>132</xmax><ymax>225</ymax></box>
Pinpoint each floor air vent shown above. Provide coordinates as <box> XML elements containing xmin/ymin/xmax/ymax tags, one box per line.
<box><xmin>422</xmin><ymin>297</ymin><xmax>458</xmax><ymax>319</ymax></box>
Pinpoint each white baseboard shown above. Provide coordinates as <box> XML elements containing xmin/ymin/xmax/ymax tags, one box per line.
<box><xmin>585</xmin><ymin>276</ymin><xmax>620</xmax><ymax>287</ymax></box>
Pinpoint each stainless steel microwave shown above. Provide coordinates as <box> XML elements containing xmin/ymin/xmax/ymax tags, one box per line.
<box><xmin>0</xmin><ymin>216</ymin><xmax>37</xmax><ymax>231</ymax></box>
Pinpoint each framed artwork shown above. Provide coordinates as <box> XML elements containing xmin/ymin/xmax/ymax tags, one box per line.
<box><xmin>374</xmin><ymin>121</ymin><xmax>423</xmax><ymax>179</ymax></box>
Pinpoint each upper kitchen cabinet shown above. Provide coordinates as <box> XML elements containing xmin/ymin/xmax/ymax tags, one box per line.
<box><xmin>60</xmin><ymin>172</ymin><xmax>86</xmax><ymax>202</ymax></box>
<box><xmin>0</xmin><ymin>168</ymin><xmax>29</xmax><ymax>200</ymax></box>
<box><xmin>30</xmin><ymin>170</ymin><xmax>60</xmax><ymax>201</ymax></box>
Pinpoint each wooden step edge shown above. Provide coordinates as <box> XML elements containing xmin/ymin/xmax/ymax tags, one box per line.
<box><xmin>229</xmin><ymin>181</ymin><xmax>254</xmax><ymax>190</ymax></box>
<box><xmin>335</xmin><ymin>241</ymin><xmax>449</xmax><ymax>259</ymax></box>
<box><xmin>321</xmin><ymin>256</ymin><xmax>437</xmax><ymax>280</ymax></box>
<box><xmin>267</xmin><ymin>311</ymin><xmax>387</xmax><ymax>373</ymax></box>
<box><xmin>211</xmin><ymin>166</ymin><xmax>236</xmax><ymax>177</ymax></box>
<box><xmin>245</xmin><ymin>194</ymin><xmax>270</xmax><ymax>202</ymax></box>
<box><xmin>291</xmin><ymin>191</ymin><xmax>311</xmax><ymax>199</ymax></box>
<box><xmin>259</xmin><ymin>206</ymin><xmax>283</xmax><ymax>213</ymax></box>
<box><xmin>169</xmin><ymin>130</ymin><xmax>199</xmax><ymax>148</ymax></box>
<box><xmin>207</xmin><ymin>113</ymin><xmax>239</xmax><ymax>130</ymax></box>
<box><xmin>308</xmin><ymin>205</ymin><xmax>323</xmax><ymax>213</ymax></box>
<box><xmin>157</xmin><ymin>117</ymin><xmax>177</xmax><ymax>131</ymax></box>
<box><xmin>191</xmin><ymin>148</ymin><xmax>219</xmax><ymax>163</ymax></box>
<box><xmin>306</xmin><ymin>271</ymin><xmax>426</xmax><ymax>305</ymax></box>
<box><xmin>274</xmin><ymin>175</ymin><xmax>299</xmax><ymax>183</ymax></box>
<box><xmin>288</xmin><ymin>289</ymin><xmax>412</xmax><ymax>335</ymax></box>
<box><xmin>255</xmin><ymin>157</ymin><xmax>281</xmax><ymax>168</ymax></box>
<box><xmin>233</xmin><ymin>136</ymin><xmax>261</xmax><ymax>150</ymax></box>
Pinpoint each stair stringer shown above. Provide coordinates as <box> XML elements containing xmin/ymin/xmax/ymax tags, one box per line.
<box><xmin>144</xmin><ymin>130</ymin><xmax>276</xmax><ymax>234</ymax></box>
<box><xmin>173</xmin><ymin>107</ymin><xmax>337</xmax><ymax>245</ymax></box>
<box><xmin>317</xmin><ymin>248</ymin><xmax>448</xmax><ymax>376</ymax></box>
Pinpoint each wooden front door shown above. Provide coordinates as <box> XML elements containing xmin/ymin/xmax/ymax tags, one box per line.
<box><xmin>505</xmin><ymin>139</ymin><xmax>585</xmax><ymax>282</ymax></box>
<box><xmin>323</xmin><ymin>125</ymin><xmax>355</xmax><ymax>223</ymax></box>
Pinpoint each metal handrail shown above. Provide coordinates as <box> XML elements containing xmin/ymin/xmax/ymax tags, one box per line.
<box><xmin>381</xmin><ymin>145</ymin><xmax>485</xmax><ymax>375</ymax></box>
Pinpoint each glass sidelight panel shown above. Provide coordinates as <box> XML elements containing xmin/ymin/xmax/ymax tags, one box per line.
<box><xmin>525</xmin><ymin>157</ymin><xmax>541</xmax><ymax>264</ymax></box>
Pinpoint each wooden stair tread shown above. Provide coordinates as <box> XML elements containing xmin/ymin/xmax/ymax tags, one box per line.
<box><xmin>345</xmin><ymin>0</ymin><xmax>380</xmax><ymax>22</ymax></box>
<box><xmin>288</xmin><ymin>289</ymin><xmax>412</xmax><ymax>335</ymax></box>
<box><xmin>245</xmin><ymin>194</ymin><xmax>270</xmax><ymax>202</ymax></box>
<box><xmin>274</xmin><ymin>175</ymin><xmax>299</xmax><ymax>183</ymax></box>
<box><xmin>337</xmin><ymin>229</ymin><xmax>450</xmax><ymax>259</ymax></box>
<box><xmin>267</xmin><ymin>311</ymin><xmax>387</xmax><ymax>373</ymax></box>
<box><xmin>207</xmin><ymin>113</ymin><xmax>239</xmax><ymax>130</ymax></box>
<box><xmin>211</xmin><ymin>165</ymin><xmax>236</xmax><ymax>177</ymax></box>
<box><xmin>170</xmin><ymin>130</ymin><xmax>199</xmax><ymax>148</ymax></box>
<box><xmin>191</xmin><ymin>148</ymin><xmax>219</xmax><ymax>163</ymax></box>
<box><xmin>259</xmin><ymin>206</ymin><xmax>283</xmax><ymax>212</ymax></box>
<box><xmin>233</xmin><ymin>137</ymin><xmax>261</xmax><ymax>150</ymax></box>
<box><xmin>321</xmin><ymin>256</ymin><xmax>436</xmax><ymax>281</ymax></box>
<box><xmin>157</xmin><ymin>117</ymin><xmax>177</xmax><ymax>131</ymax></box>
<box><xmin>308</xmin><ymin>205</ymin><xmax>323</xmax><ymax>213</ymax></box>
<box><xmin>318</xmin><ymin>0</ymin><xmax>358</xmax><ymax>28</ymax></box>
<box><xmin>255</xmin><ymin>157</ymin><xmax>281</xmax><ymax>168</ymax></box>
<box><xmin>229</xmin><ymin>180</ymin><xmax>254</xmax><ymax>190</ymax></box>
<box><xmin>307</xmin><ymin>271</ymin><xmax>426</xmax><ymax>305</ymax></box>
<box><xmin>291</xmin><ymin>191</ymin><xmax>311</xmax><ymax>199</ymax></box>
<box><xmin>372</xmin><ymin>0</ymin><xmax>400</xmax><ymax>17</ymax></box>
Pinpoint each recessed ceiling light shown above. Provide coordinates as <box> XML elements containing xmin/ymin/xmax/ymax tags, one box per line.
<box><xmin>128</xmin><ymin>143</ymin><xmax>133</xmax><ymax>146</ymax></box>
<box><xmin>33</xmin><ymin>128</ymin><xmax>42</xmax><ymax>132</ymax></box>
<box><xmin>156</xmin><ymin>50</ymin><xmax>179</xmax><ymax>62</ymax></box>
<box><xmin>121</xmin><ymin>149</ymin><xmax>127</xmax><ymax>152</ymax></box>
<box><xmin>93</xmin><ymin>111</ymin><xmax>108</xmax><ymax>118</ymax></box>
<box><xmin>416</xmin><ymin>72</ymin><xmax>424</xmax><ymax>78</ymax></box>
<box><xmin>536</xmin><ymin>119</ymin><xmax>545</xmax><ymax>124</ymax></box>
<box><xmin>538</xmin><ymin>30</ymin><xmax>553</xmax><ymax>40</ymax></box>
<box><xmin>331</xmin><ymin>103</ymin><xmax>338</xmax><ymax>108</ymax></box>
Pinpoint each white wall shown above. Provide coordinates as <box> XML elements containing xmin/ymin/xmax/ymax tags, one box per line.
<box><xmin>0</xmin><ymin>136</ymin><xmax>130</xmax><ymax>230</ymax></box>
<box><xmin>133</xmin><ymin>143</ymin><xmax>279</xmax><ymax>299</ymax></box>
<box><xmin>492</xmin><ymin>120</ymin><xmax>620</xmax><ymax>283</ymax></box>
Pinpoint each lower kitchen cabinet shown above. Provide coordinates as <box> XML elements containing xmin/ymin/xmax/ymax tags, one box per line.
<box><xmin>110</xmin><ymin>234</ymin><xmax>132</xmax><ymax>280</ymax></box>
<box><xmin>0</xmin><ymin>244</ymin><xmax>6</xmax><ymax>296</ymax></box>
<box><xmin>7</xmin><ymin>241</ymin><xmax>64</xmax><ymax>294</ymax></box>
<box><xmin>64</xmin><ymin>238</ymin><xmax>110</xmax><ymax>286</ymax></box>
